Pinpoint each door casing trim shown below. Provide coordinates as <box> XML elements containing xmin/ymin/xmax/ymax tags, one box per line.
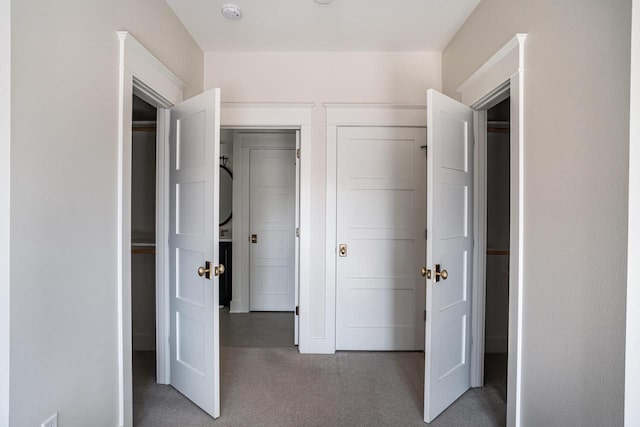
<box><xmin>460</xmin><ymin>34</ymin><xmax>527</xmax><ymax>427</ymax></box>
<box><xmin>117</xmin><ymin>31</ymin><xmax>185</xmax><ymax>427</ymax></box>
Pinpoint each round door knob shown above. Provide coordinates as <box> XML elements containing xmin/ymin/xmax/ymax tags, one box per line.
<box><xmin>216</xmin><ymin>264</ymin><xmax>226</xmax><ymax>276</ymax></box>
<box><xmin>441</xmin><ymin>269</ymin><xmax>448</xmax><ymax>280</ymax></box>
<box><xmin>197</xmin><ymin>266</ymin><xmax>209</xmax><ymax>277</ymax></box>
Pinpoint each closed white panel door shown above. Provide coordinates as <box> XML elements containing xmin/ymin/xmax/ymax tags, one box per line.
<box><xmin>336</xmin><ymin>127</ymin><xmax>426</xmax><ymax>351</ymax></box>
<box><xmin>424</xmin><ymin>89</ymin><xmax>473</xmax><ymax>423</ymax></box>
<box><xmin>169</xmin><ymin>89</ymin><xmax>221</xmax><ymax>418</ymax></box>
<box><xmin>249</xmin><ymin>149</ymin><xmax>296</xmax><ymax>311</ymax></box>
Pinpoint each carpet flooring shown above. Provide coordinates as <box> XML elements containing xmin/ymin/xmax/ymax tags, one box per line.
<box><xmin>133</xmin><ymin>311</ymin><xmax>506</xmax><ymax>427</ymax></box>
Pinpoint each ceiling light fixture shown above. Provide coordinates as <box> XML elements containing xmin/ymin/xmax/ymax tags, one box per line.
<box><xmin>314</xmin><ymin>0</ymin><xmax>334</xmax><ymax>4</ymax></box>
<box><xmin>221</xmin><ymin>3</ymin><xmax>242</xmax><ymax>20</ymax></box>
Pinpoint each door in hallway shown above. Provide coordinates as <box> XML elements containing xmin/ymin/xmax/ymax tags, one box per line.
<box><xmin>249</xmin><ymin>148</ymin><xmax>297</xmax><ymax>311</ymax></box>
<box><xmin>335</xmin><ymin>126</ymin><xmax>426</xmax><ymax>351</ymax></box>
<box><xmin>168</xmin><ymin>89</ymin><xmax>221</xmax><ymax>418</ymax></box>
<box><xmin>423</xmin><ymin>89</ymin><xmax>474</xmax><ymax>423</ymax></box>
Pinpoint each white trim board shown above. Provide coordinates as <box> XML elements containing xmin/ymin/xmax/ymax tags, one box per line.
<box><xmin>457</xmin><ymin>34</ymin><xmax>527</xmax><ymax>107</ymax></box>
<box><xmin>626</xmin><ymin>1</ymin><xmax>640</xmax><ymax>425</ymax></box>
<box><xmin>324</xmin><ymin>104</ymin><xmax>427</xmax><ymax>355</ymax></box>
<box><xmin>0</xmin><ymin>0</ymin><xmax>10</xmax><ymax>423</ymax></box>
<box><xmin>117</xmin><ymin>31</ymin><xmax>186</xmax><ymax>427</ymax></box>
<box><xmin>459</xmin><ymin>34</ymin><xmax>527</xmax><ymax>427</ymax></box>
<box><xmin>219</xmin><ymin>103</ymin><xmax>314</xmax><ymax>353</ymax></box>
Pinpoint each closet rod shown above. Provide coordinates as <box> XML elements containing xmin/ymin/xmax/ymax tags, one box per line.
<box><xmin>132</xmin><ymin>248</ymin><xmax>155</xmax><ymax>255</ymax></box>
<box><xmin>486</xmin><ymin>250</ymin><xmax>510</xmax><ymax>256</ymax></box>
<box><xmin>487</xmin><ymin>127</ymin><xmax>510</xmax><ymax>134</ymax></box>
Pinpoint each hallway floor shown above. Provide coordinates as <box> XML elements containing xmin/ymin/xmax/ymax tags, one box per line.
<box><xmin>133</xmin><ymin>310</ymin><xmax>506</xmax><ymax>426</ymax></box>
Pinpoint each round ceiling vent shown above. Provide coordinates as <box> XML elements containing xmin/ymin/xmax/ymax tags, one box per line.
<box><xmin>221</xmin><ymin>3</ymin><xmax>242</xmax><ymax>20</ymax></box>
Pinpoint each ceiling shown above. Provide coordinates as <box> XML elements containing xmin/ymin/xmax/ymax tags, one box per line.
<box><xmin>165</xmin><ymin>0</ymin><xmax>481</xmax><ymax>52</ymax></box>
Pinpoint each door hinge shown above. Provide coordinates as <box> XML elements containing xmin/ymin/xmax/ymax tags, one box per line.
<box><xmin>295</xmin><ymin>306</ymin><xmax>299</xmax><ymax>316</ymax></box>
<box><xmin>424</xmin><ymin>310</ymin><xmax>427</xmax><ymax>321</ymax></box>
<box><xmin>296</xmin><ymin>148</ymin><xmax>300</xmax><ymax>159</ymax></box>
<box><xmin>425</xmin><ymin>229</ymin><xmax>428</xmax><ymax>240</ymax></box>
<box><xmin>296</xmin><ymin>227</ymin><xmax>300</xmax><ymax>238</ymax></box>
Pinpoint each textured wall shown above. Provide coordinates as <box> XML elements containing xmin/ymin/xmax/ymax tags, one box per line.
<box><xmin>626</xmin><ymin>1</ymin><xmax>640</xmax><ymax>425</ymax></box>
<box><xmin>0</xmin><ymin>0</ymin><xmax>10</xmax><ymax>424</ymax></box>
<box><xmin>9</xmin><ymin>1</ymin><xmax>202</xmax><ymax>425</ymax></box>
<box><xmin>443</xmin><ymin>0</ymin><xmax>631</xmax><ymax>425</ymax></box>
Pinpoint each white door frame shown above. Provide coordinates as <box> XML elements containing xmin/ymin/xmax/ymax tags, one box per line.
<box><xmin>219</xmin><ymin>104</ymin><xmax>313</xmax><ymax>352</ymax></box>
<box><xmin>324</xmin><ymin>104</ymin><xmax>427</xmax><ymax>354</ymax></box>
<box><xmin>229</xmin><ymin>130</ymin><xmax>298</xmax><ymax>315</ymax></box>
<box><xmin>626</xmin><ymin>1</ymin><xmax>639</xmax><ymax>425</ymax></box>
<box><xmin>458</xmin><ymin>34</ymin><xmax>527</xmax><ymax>427</ymax></box>
<box><xmin>221</xmin><ymin>108</ymin><xmax>314</xmax><ymax>353</ymax></box>
<box><xmin>117</xmin><ymin>32</ymin><xmax>187</xmax><ymax>427</ymax></box>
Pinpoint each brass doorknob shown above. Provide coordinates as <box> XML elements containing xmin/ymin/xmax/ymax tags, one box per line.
<box><xmin>420</xmin><ymin>267</ymin><xmax>432</xmax><ymax>279</ymax></box>
<box><xmin>432</xmin><ymin>264</ymin><xmax>448</xmax><ymax>283</ymax></box>
<box><xmin>198</xmin><ymin>261</ymin><xmax>212</xmax><ymax>279</ymax></box>
<box><xmin>215</xmin><ymin>264</ymin><xmax>225</xmax><ymax>276</ymax></box>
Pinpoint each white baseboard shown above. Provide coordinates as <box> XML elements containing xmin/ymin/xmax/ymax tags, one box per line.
<box><xmin>230</xmin><ymin>299</ymin><xmax>248</xmax><ymax>313</ymax></box>
<box><xmin>485</xmin><ymin>336</ymin><xmax>508</xmax><ymax>353</ymax></box>
<box><xmin>132</xmin><ymin>333</ymin><xmax>155</xmax><ymax>351</ymax></box>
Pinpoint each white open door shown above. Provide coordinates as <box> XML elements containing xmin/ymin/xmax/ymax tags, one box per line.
<box><xmin>169</xmin><ymin>89</ymin><xmax>221</xmax><ymax>418</ymax></box>
<box><xmin>294</xmin><ymin>130</ymin><xmax>301</xmax><ymax>345</ymax></box>
<box><xmin>424</xmin><ymin>89</ymin><xmax>474</xmax><ymax>422</ymax></box>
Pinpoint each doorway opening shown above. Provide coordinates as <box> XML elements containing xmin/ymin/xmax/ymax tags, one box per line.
<box><xmin>221</xmin><ymin>128</ymin><xmax>300</xmax><ymax>350</ymax></box>
<box><xmin>130</xmin><ymin>94</ymin><xmax>159</xmax><ymax>422</ymax></box>
<box><xmin>483</xmin><ymin>97</ymin><xmax>511</xmax><ymax>407</ymax></box>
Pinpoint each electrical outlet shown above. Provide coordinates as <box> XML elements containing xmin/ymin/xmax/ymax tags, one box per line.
<box><xmin>41</xmin><ymin>412</ymin><xmax>58</xmax><ymax>427</ymax></box>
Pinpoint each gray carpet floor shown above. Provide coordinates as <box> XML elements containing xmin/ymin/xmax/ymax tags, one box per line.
<box><xmin>133</xmin><ymin>310</ymin><xmax>506</xmax><ymax>426</ymax></box>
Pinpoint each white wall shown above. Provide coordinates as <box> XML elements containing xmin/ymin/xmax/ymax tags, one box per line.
<box><xmin>9</xmin><ymin>1</ymin><xmax>203</xmax><ymax>425</ymax></box>
<box><xmin>443</xmin><ymin>0</ymin><xmax>630</xmax><ymax>425</ymax></box>
<box><xmin>0</xmin><ymin>0</ymin><xmax>10</xmax><ymax>424</ymax></box>
<box><xmin>626</xmin><ymin>0</ymin><xmax>640</xmax><ymax>425</ymax></box>
<box><xmin>205</xmin><ymin>51</ymin><xmax>441</xmax><ymax>347</ymax></box>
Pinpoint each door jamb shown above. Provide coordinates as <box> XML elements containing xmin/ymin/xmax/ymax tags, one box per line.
<box><xmin>469</xmin><ymin>85</ymin><xmax>509</xmax><ymax>387</ymax></box>
<box><xmin>324</xmin><ymin>104</ymin><xmax>427</xmax><ymax>355</ymax></box>
<box><xmin>458</xmin><ymin>34</ymin><xmax>527</xmax><ymax>427</ymax></box>
<box><xmin>117</xmin><ymin>31</ymin><xmax>186</xmax><ymax>427</ymax></box>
